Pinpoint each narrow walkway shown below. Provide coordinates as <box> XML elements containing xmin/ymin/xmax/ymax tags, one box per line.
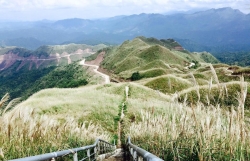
<box><xmin>98</xmin><ymin>149</ymin><xmax>124</xmax><ymax>161</ymax></box>
<box><xmin>79</xmin><ymin>59</ymin><xmax>110</xmax><ymax>84</ymax></box>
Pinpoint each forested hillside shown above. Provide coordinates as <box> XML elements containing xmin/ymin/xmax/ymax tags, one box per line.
<box><xmin>0</xmin><ymin>62</ymin><xmax>92</xmax><ymax>100</ymax></box>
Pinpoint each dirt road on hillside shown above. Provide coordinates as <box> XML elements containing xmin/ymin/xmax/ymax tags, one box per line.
<box><xmin>79</xmin><ymin>55</ymin><xmax>110</xmax><ymax>84</ymax></box>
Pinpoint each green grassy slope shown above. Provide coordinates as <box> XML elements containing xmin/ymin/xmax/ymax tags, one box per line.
<box><xmin>3</xmin><ymin>43</ymin><xmax>106</xmax><ymax>58</ymax></box>
<box><xmin>40</xmin><ymin>43</ymin><xmax>107</xmax><ymax>55</ymax></box>
<box><xmin>18</xmin><ymin>83</ymin><xmax>170</xmax><ymax>133</ymax></box>
<box><xmin>0</xmin><ymin>46</ymin><xmax>16</xmax><ymax>55</ymax></box>
<box><xmin>4</xmin><ymin>76</ymin><xmax>249</xmax><ymax>160</ymax></box>
<box><xmin>101</xmin><ymin>37</ymin><xmax>219</xmax><ymax>79</ymax></box>
<box><xmin>3</xmin><ymin>38</ymin><xmax>250</xmax><ymax>160</ymax></box>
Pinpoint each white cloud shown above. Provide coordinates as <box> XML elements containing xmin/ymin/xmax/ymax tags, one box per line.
<box><xmin>0</xmin><ymin>0</ymin><xmax>90</xmax><ymax>10</ymax></box>
<box><xmin>0</xmin><ymin>0</ymin><xmax>249</xmax><ymax>20</ymax></box>
<box><xmin>0</xmin><ymin>0</ymin><xmax>247</xmax><ymax>9</ymax></box>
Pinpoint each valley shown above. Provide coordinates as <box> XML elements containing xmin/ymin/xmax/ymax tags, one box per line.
<box><xmin>0</xmin><ymin>44</ymin><xmax>106</xmax><ymax>71</ymax></box>
<box><xmin>1</xmin><ymin>36</ymin><xmax>250</xmax><ymax>160</ymax></box>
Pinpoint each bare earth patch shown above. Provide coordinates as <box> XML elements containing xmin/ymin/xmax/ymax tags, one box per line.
<box><xmin>80</xmin><ymin>52</ymin><xmax>110</xmax><ymax>84</ymax></box>
<box><xmin>85</xmin><ymin>51</ymin><xmax>105</xmax><ymax>66</ymax></box>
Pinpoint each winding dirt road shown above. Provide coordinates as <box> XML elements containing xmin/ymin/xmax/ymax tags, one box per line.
<box><xmin>79</xmin><ymin>59</ymin><xmax>110</xmax><ymax>84</ymax></box>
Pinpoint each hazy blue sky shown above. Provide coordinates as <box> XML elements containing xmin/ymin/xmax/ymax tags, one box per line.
<box><xmin>0</xmin><ymin>0</ymin><xmax>249</xmax><ymax>21</ymax></box>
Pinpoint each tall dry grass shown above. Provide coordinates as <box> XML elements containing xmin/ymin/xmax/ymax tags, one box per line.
<box><xmin>126</xmin><ymin>72</ymin><xmax>249</xmax><ymax>160</ymax></box>
<box><xmin>127</xmin><ymin>103</ymin><xmax>249</xmax><ymax>160</ymax></box>
<box><xmin>0</xmin><ymin>104</ymin><xmax>110</xmax><ymax>160</ymax></box>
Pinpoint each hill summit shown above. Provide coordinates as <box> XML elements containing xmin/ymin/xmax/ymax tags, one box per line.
<box><xmin>100</xmin><ymin>37</ymin><xmax>219</xmax><ymax>79</ymax></box>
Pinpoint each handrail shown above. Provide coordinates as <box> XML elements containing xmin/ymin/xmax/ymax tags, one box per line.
<box><xmin>127</xmin><ymin>136</ymin><xmax>164</xmax><ymax>161</ymax></box>
<box><xmin>9</xmin><ymin>139</ymin><xmax>116</xmax><ymax>161</ymax></box>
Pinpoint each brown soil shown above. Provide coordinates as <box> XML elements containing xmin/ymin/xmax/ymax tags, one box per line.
<box><xmin>85</xmin><ymin>51</ymin><xmax>105</xmax><ymax>66</ymax></box>
<box><xmin>0</xmin><ymin>49</ymin><xmax>94</xmax><ymax>71</ymax></box>
<box><xmin>85</xmin><ymin>52</ymin><xmax>131</xmax><ymax>83</ymax></box>
<box><xmin>85</xmin><ymin>52</ymin><xmax>117</xmax><ymax>82</ymax></box>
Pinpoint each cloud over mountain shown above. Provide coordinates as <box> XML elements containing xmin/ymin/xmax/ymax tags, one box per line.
<box><xmin>0</xmin><ymin>0</ymin><xmax>249</xmax><ymax>20</ymax></box>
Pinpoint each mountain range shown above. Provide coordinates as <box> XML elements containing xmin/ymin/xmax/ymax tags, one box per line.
<box><xmin>0</xmin><ymin>7</ymin><xmax>249</xmax><ymax>53</ymax></box>
<box><xmin>1</xmin><ymin>7</ymin><xmax>250</xmax><ymax>161</ymax></box>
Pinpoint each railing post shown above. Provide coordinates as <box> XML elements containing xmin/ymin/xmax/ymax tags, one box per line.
<box><xmin>87</xmin><ymin>149</ymin><xmax>91</xmax><ymax>161</ymax></box>
<box><xmin>138</xmin><ymin>156</ymin><xmax>143</xmax><ymax>161</ymax></box>
<box><xmin>103</xmin><ymin>142</ymin><xmax>106</xmax><ymax>153</ymax></box>
<box><xmin>73</xmin><ymin>152</ymin><xmax>78</xmax><ymax>161</ymax></box>
<box><xmin>94</xmin><ymin>147</ymin><xmax>97</xmax><ymax>160</ymax></box>
<box><xmin>109</xmin><ymin>143</ymin><xmax>111</xmax><ymax>152</ymax></box>
<box><xmin>101</xmin><ymin>141</ymin><xmax>103</xmax><ymax>153</ymax></box>
<box><xmin>97</xmin><ymin>141</ymin><xmax>100</xmax><ymax>155</ymax></box>
<box><xmin>106</xmin><ymin>142</ymin><xmax>108</xmax><ymax>153</ymax></box>
<box><xmin>130</xmin><ymin>148</ymin><xmax>133</xmax><ymax>156</ymax></box>
<box><xmin>133</xmin><ymin>151</ymin><xmax>137</xmax><ymax>161</ymax></box>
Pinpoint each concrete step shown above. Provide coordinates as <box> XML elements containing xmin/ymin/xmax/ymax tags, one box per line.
<box><xmin>97</xmin><ymin>148</ymin><xmax>124</xmax><ymax>161</ymax></box>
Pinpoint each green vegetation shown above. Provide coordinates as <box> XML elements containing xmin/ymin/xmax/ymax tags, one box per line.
<box><xmin>127</xmin><ymin>96</ymin><xmax>250</xmax><ymax>160</ymax></box>
<box><xmin>7</xmin><ymin>48</ymin><xmax>34</xmax><ymax>57</ymax></box>
<box><xmin>145</xmin><ymin>75</ymin><xmax>191</xmax><ymax>94</ymax></box>
<box><xmin>214</xmin><ymin>51</ymin><xmax>250</xmax><ymax>66</ymax></box>
<box><xmin>1</xmin><ymin>37</ymin><xmax>250</xmax><ymax>160</ymax></box>
<box><xmin>130</xmin><ymin>69</ymin><xmax>168</xmax><ymax>81</ymax></box>
<box><xmin>0</xmin><ymin>65</ymin><xmax>56</xmax><ymax>99</ymax></box>
<box><xmin>0</xmin><ymin>102</ymin><xmax>110</xmax><ymax>159</ymax></box>
<box><xmin>232</xmin><ymin>67</ymin><xmax>250</xmax><ymax>75</ymax></box>
<box><xmin>101</xmin><ymin>37</ymin><xmax>219</xmax><ymax>79</ymax></box>
<box><xmin>140</xmin><ymin>68</ymin><xmax>166</xmax><ymax>78</ymax></box>
<box><xmin>44</xmin><ymin>43</ymin><xmax>106</xmax><ymax>55</ymax></box>
<box><xmin>138</xmin><ymin>37</ymin><xmax>187</xmax><ymax>51</ymax></box>
<box><xmin>131</xmin><ymin>71</ymin><xmax>141</xmax><ymax>81</ymax></box>
<box><xmin>7</xmin><ymin>43</ymin><xmax>106</xmax><ymax>58</ymax></box>
<box><xmin>2</xmin><ymin>76</ymin><xmax>249</xmax><ymax>160</ymax></box>
<box><xmin>29</xmin><ymin>63</ymin><xmax>88</xmax><ymax>88</ymax></box>
<box><xmin>0</xmin><ymin>46</ymin><xmax>16</xmax><ymax>55</ymax></box>
<box><xmin>85</xmin><ymin>49</ymin><xmax>102</xmax><ymax>61</ymax></box>
<box><xmin>178</xmin><ymin>82</ymin><xmax>250</xmax><ymax>107</ymax></box>
<box><xmin>190</xmin><ymin>60</ymin><xmax>200</xmax><ymax>69</ymax></box>
<box><xmin>0</xmin><ymin>62</ymin><xmax>92</xmax><ymax>100</ymax></box>
<box><xmin>199</xmin><ymin>52</ymin><xmax>220</xmax><ymax>64</ymax></box>
<box><xmin>127</xmin><ymin>70</ymin><xmax>250</xmax><ymax>160</ymax></box>
<box><xmin>0</xmin><ymin>83</ymin><xmax>170</xmax><ymax>159</ymax></box>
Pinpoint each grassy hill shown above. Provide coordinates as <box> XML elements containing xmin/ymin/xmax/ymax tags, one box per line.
<box><xmin>101</xmin><ymin>37</ymin><xmax>219</xmax><ymax>79</ymax></box>
<box><xmin>35</xmin><ymin>43</ymin><xmax>106</xmax><ymax>56</ymax></box>
<box><xmin>1</xmin><ymin>37</ymin><xmax>250</xmax><ymax>160</ymax></box>
<box><xmin>1</xmin><ymin>76</ymin><xmax>249</xmax><ymax>160</ymax></box>
<box><xmin>0</xmin><ymin>83</ymin><xmax>171</xmax><ymax>159</ymax></box>
<box><xmin>0</xmin><ymin>43</ymin><xmax>106</xmax><ymax>57</ymax></box>
<box><xmin>0</xmin><ymin>46</ymin><xmax>16</xmax><ymax>55</ymax></box>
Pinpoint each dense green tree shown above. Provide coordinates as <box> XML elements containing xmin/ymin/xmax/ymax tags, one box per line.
<box><xmin>131</xmin><ymin>71</ymin><xmax>141</xmax><ymax>81</ymax></box>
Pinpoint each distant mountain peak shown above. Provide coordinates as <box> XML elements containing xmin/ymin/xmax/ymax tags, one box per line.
<box><xmin>1</xmin><ymin>7</ymin><xmax>249</xmax><ymax>53</ymax></box>
<box><xmin>193</xmin><ymin>7</ymin><xmax>244</xmax><ymax>15</ymax></box>
<box><xmin>206</xmin><ymin>7</ymin><xmax>244</xmax><ymax>15</ymax></box>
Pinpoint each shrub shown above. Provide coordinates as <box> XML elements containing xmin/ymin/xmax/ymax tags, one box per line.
<box><xmin>131</xmin><ymin>71</ymin><xmax>141</xmax><ymax>81</ymax></box>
